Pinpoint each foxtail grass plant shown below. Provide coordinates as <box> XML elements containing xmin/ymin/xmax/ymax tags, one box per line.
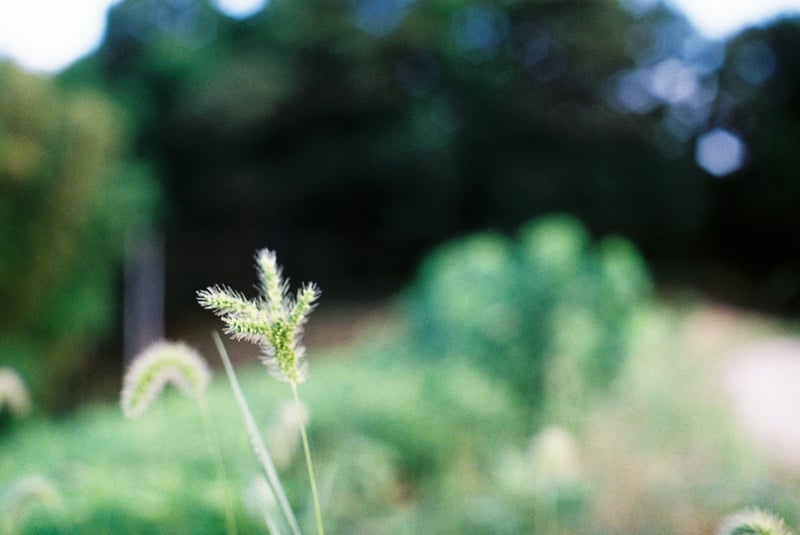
<box><xmin>120</xmin><ymin>341</ymin><xmax>211</xmax><ymax>418</ymax></box>
<box><xmin>0</xmin><ymin>367</ymin><xmax>32</xmax><ymax>419</ymax></box>
<box><xmin>120</xmin><ymin>341</ymin><xmax>238</xmax><ymax>535</ymax></box>
<box><xmin>199</xmin><ymin>248</ymin><xmax>325</xmax><ymax>535</ymax></box>
<box><xmin>0</xmin><ymin>474</ymin><xmax>63</xmax><ymax>534</ymax></box>
<box><xmin>717</xmin><ymin>509</ymin><xmax>794</xmax><ymax>535</ymax></box>
<box><xmin>212</xmin><ymin>331</ymin><xmax>300</xmax><ymax>535</ymax></box>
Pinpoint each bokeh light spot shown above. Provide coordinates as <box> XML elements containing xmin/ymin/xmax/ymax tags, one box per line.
<box><xmin>353</xmin><ymin>0</ymin><xmax>411</xmax><ymax>37</ymax></box>
<box><xmin>695</xmin><ymin>128</ymin><xmax>746</xmax><ymax>177</ymax></box>
<box><xmin>214</xmin><ymin>0</ymin><xmax>268</xmax><ymax>18</ymax></box>
<box><xmin>614</xmin><ymin>70</ymin><xmax>659</xmax><ymax>113</ymax></box>
<box><xmin>648</xmin><ymin>57</ymin><xmax>699</xmax><ymax>104</ymax></box>
<box><xmin>450</xmin><ymin>6</ymin><xmax>507</xmax><ymax>62</ymax></box>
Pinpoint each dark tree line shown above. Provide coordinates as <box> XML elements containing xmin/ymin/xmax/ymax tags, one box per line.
<box><xmin>58</xmin><ymin>0</ymin><xmax>800</xmax><ymax>312</ymax></box>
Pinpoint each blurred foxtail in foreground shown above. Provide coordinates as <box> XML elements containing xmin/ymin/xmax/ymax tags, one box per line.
<box><xmin>718</xmin><ymin>508</ymin><xmax>794</xmax><ymax>535</ymax></box>
<box><xmin>199</xmin><ymin>248</ymin><xmax>325</xmax><ymax>535</ymax></box>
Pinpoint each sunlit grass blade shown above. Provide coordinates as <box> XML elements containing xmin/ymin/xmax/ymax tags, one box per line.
<box><xmin>291</xmin><ymin>380</ymin><xmax>324</xmax><ymax>535</ymax></box>
<box><xmin>212</xmin><ymin>332</ymin><xmax>301</xmax><ymax>535</ymax></box>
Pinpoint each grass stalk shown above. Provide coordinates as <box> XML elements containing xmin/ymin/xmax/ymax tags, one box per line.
<box><xmin>212</xmin><ymin>332</ymin><xmax>301</xmax><ymax>535</ymax></box>
<box><xmin>290</xmin><ymin>381</ymin><xmax>325</xmax><ymax>535</ymax></box>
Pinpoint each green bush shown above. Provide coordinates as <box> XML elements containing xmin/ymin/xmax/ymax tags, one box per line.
<box><xmin>0</xmin><ymin>62</ymin><xmax>159</xmax><ymax>409</ymax></box>
<box><xmin>404</xmin><ymin>214</ymin><xmax>651</xmax><ymax>406</ymax></box>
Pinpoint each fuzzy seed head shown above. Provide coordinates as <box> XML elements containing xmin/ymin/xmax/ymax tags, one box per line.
<box><xmin>223</xmin><ymin>314</ymin><xmax>272</xmax><ymax>345</ymax></box>
<box><xmin>121</xmin><ymin>341</ymin><xmax>211</xmax><ymax>418</ymax></box>
<box><xmin>1</xmin><ymin>474</ymin><xmax>63</xmax><ymax>534</ymax></box>
<box><xmin>289</xmin><ymin>283</ymin><xmax>321</xmax><ymax>330</ymax></box>
<box><xmin>0</xmin><ymin>367</ymin><xmax>32</xmax><ymax>418</ymax></box>
<box><xmin>197</xmin><ymin>285</ymin><xmax>260</xmax><ymax>318</ymax></box>
<box><xmin>256</xmin><ymin>249</ymin><xmax>289</xmax><ymax>318</ymax></box>
<box><xmin>197</xmin><ymin>248</ymin><xmax>320</xmax><ymax>384</ymax></box>
<box><xmin>718</xmin><ymin>509</ymin><xmax>794</xmax><ymax>535</ymax></box>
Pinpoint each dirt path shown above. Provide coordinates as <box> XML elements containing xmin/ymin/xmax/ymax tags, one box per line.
<box><xmin>724</xmin><ymin>336</ymin><xmax>800</xmax><ymax>469</ymax></box>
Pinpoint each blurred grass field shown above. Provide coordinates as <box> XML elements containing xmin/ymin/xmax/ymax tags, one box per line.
<box><xmin>2</xmin><ymin>298</ymin><xmax>800</xmax><ymax>534</ymax></box>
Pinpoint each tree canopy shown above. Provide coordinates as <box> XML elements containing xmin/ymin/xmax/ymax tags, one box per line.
<box><xmin>58</xmin><ymin>0</ymin><xmax>800</xmax><ymax>309</ymax></box>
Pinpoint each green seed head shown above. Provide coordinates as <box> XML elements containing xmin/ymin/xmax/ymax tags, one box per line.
<box><xmin>121</xmin><ymin>341</ymin><xmax>211</xmax><ymax>418</ymax></box>
<box><xmin>197</xmin><ymin>248</ymin><xmax>320</xmax><ymax>384</ymax></box>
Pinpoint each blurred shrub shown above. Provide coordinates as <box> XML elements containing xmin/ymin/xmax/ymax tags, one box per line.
<box><xmin>404</xmin><ymin>214</ymin><xmax>651</xmax><ymax>406</ymax></box>
<box><xmin>0</xmin><ymin>62</ymin><xmax>159</xmax><ymax>409</ymax></box>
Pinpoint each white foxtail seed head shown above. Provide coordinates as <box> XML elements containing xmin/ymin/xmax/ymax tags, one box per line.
<box><xmin>197</xmin><ymin>248</ymin><xmax>320</xmax><ymax>384</ymax></box>
<box><xmin>717</xmin><ymin>508</ymin><xmax>794</xmax><ymax>535</ymax></box>
<box><xmin>528</xmin><ymin>425</ymin><xmax>582</xmax><ymax>499</ymax></box>
<box><xmin>0</xmin><ymin>367</ymin><xmax>32</xmax><ymax>418</ymax></box>
<box><xmin>121</xmin><ymin>341</ymin><xmax>211</xmax><ymax>418</ymax></box>
<box><xmin>0</xmin><ymin>474</ymin><xmax>63</xmax><ymax>534</ymax></box>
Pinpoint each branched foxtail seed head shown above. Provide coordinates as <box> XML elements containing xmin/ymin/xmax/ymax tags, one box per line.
<box><xmin>223</xmin><ymin>313</ymin><xmax>272</xmax><ymax>346</ymax></box>
<box><xmin>121</xmin><ymin>341</ymin><xmax>211</xmax><ymax>418</ymax></box>
<box><xmin>288</xmin><ymin>283</ymin><xmax>321</xmax><ymax>331</ymax></box>
<box><xmin>197</xmin><ymin>285</ymin><xmax>260</xmax><ymax>318</ymax></box>
<box><xmin>256</xmin><ymin>249</ymin><xmax>290</xmax><ymax>319</ymax></box>
<box><xmin>197</xmin><ymin>248</ymin><xmax>320</xmax><ymax>385</ymax></box>
<box><xmin>717</xmin><ymin>509</ymin><xmax>794</xmax><ymax>535</ymax></box>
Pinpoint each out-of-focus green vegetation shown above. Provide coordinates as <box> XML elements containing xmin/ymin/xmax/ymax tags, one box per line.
<box><xmin>0</xmin><ymin>219</ymin><xmax>793</xmax><ymax>533</ymax></box>
<box><xmin>0</xmin><ymin>300</ymin><xmax>795</xmax><ymax>534</ymax></box>
<box><xmin>0</xmin><ymin>62</ymin><xmax>159</xmax><ymax>409</ymax></box>
<box><xmin>57</xmin><ymin>0</ymin><xmax>800</xmax><ymax>310</ymax></box>
<box><xmin>3</xmin><ymin>0</ymin><xmax>798</xmax><ymax>411</ymax></box>
<box><xmin>0</xmin><ymin>348</ymin><xmax>530</xmax><ymax>534</ymax></box>
<box><xmin>405</xmin><ymin>214</ymin><xmax>650</xmax><ymax>408</ymax></box>
<box><xmin>2</xmin><ymin>0</ymin><xmax>800</xmax><ymax>530</ymax></box>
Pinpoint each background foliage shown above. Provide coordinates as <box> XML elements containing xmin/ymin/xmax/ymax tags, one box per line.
<box><xmin>0</xmin><ymin>62</ymin><xmax>158</xmax><ymax>408</ymax></box>
<box><xmin>405</xmin><ymin>214</ymin><xmax>650</xmax><ymax>406</ymax></box>
<box><xmin>2</xmin><ymin>0</ymin><xmax>793</xmax><ymax>408</ymax></box>
<box><xmin>1</xmin><ymin>1</ymin><xmax>800</xmax><ymax>530</ymax></box>
<box><xmin>1</xmin><ymin>302</ymin><xmax>795</xmax><ymax>534</ymax></box>
<box><xmin>59</xmin><ymin>0</ymin><xmax>800</xmax><ymax>311</ymax></box>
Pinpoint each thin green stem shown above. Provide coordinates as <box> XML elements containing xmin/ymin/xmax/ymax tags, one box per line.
<box><xmin>212</xmin><ymin>332</ymin><xmax>300</xmax><ymax>535</ymax></box>
<box><xmin>290</xmin><ymin>381</ymin><xmax>325</xmax><ymax>535</ymax></box>
<box><xmin>197</xmin><ymin>394</ymin><xmax>238</xmax><ymax>535</ymax></box>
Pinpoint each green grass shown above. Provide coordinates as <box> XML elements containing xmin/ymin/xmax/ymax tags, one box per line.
<box><xmin>2</xmin><ymin>301</ymin><xmax>799</xmax><ymax>534</ymax></box>
<box><xmin>0</xmin><ymin>338</ymin><xmax>531</xmax><ymax>534</ymax></box>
